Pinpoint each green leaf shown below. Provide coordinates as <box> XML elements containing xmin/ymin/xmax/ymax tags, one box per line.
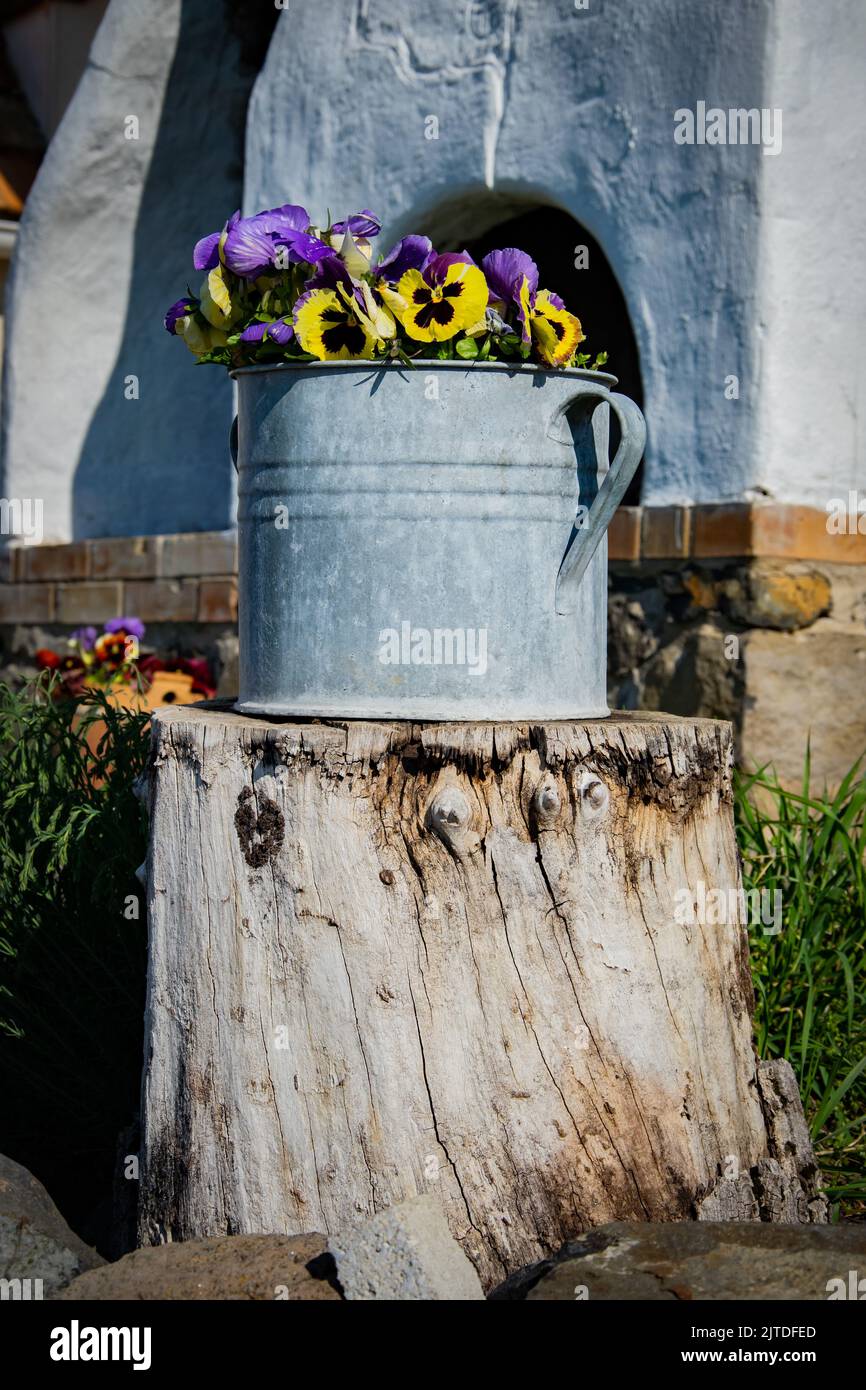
<box><xmin>193</xmin><ymin>349</ymin><xmax>232</xmax><ymax>366</ymax></box>
<box><xmin>455</xmin><ymin>336</ymin><xmax>479</xmax><ymax>360</ymax></box>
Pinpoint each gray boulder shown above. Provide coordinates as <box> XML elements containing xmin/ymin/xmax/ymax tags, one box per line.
<box><xmin>491</xmin><ymin>1221</ymin><xmax>866</xmax><ymax>1301</ymax></box>
<box><xmin>57</xmin><ymin>1232</ymin><xmax>340</xmax><ymax>1301</ymax></box>
<box><xmin>329</xmin><ymin>1195</ymin><xmax>484</xmax><ymax>1301</ymax></box>
<box><xmin>0</xmin><ymin>1153</ymin><xmax>104</xmax><ymax>1298</ymax></box>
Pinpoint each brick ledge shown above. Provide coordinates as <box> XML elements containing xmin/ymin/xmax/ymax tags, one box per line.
<box><xmin>610</xmin><ymin>503</ymin><xmax>865</xmax><ymax>564</ymax></box>
<box><xmin>1</xmin><ymin>506</ymin><xmax>864</xmax><ymax>625</ymax></box>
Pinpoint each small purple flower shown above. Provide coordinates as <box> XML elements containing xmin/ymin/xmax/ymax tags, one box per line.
<box><xmin>239</xmin><ymin>318</ymin><xmax>294</xmax><ymax>345</ymax></box>
<box><xmin>305</xmin><ymin>253</ymin><xmax>352</xmax><ymax>291</ymax></box>
<box><xmin>481</xmin><ymin>248</ymin><xmax>539</xmax><ymax>305</ymax></box>
<box><xmin>192</xmin><ymin>210</ymin><xmax>240</xmax><ymax>272</ymax></box>
<box><xmin>481</xmin><ymin>248</ymin><xmax>540</xmax><ymax>342</ymax></box>
<box><xmin>281</xmin><ymin>230</ymin><xmax>334</xmax><ymax>264</ymax></box>
<box><xmin>221</xmin><ymin>204</ymin><xmax>327</xmax><ymax>279</ymax></box>
<box><xmin>164</xmin><ymin>296</ymin><xmax>197</xmax><ymax>334</ymax></box>
<box><xmin>105</xmin><ymin>617</ymin><xmax>146</xmax><ymax>640</ymax></box>
<box><xmin>221</xmin><ymin>217</ymin><xmax>281</xmax><ymax>279</ymax></box>
<box><xmin>239</xmin><ymin>322</ymin><xmax>268</xmax><ymax>343</ymax></box>
<box><xmin>375</xmin><ymin>234</ymin><xmax>433</xmax><ymax>284</ymax></box>
<box><xmin>193</xmin><ymin>232</ymin><xmax>221</xmax><ymax>272</ymax></box>
<box><xmin>332</xmin><ymin>210</ymin><xmax>382</xmax><ymax>238</ymax></box>
<box><xmin>70</xmin><ymin>626</ymin><xmax>98</xmax><ymax>651</ymax></box>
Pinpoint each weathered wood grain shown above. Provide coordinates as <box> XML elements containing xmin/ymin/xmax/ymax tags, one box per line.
<box><xmin>138</xmin><ymin>704</ymin><xmax>826</xmax><ymax>1288</ymax></box>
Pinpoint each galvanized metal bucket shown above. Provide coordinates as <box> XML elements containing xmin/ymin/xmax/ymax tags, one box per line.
<box><xmin>231</xmin><ymin>360</ymin><xmax>645</xmax><ymax>720</ymax></box>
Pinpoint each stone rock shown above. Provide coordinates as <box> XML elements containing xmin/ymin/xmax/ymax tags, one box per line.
<box><xmin>740</xmin><ymin>625</ymin><xmax>866</xmax><ymax>790</ymax></box>
<box><xmin>57</xmin><ymin>1233</ymin><xmax>340</xmax><ymax>1301</ymax></box>
<box><xmin>329</xmin><ymin>1195</ymin><xmax>484</xmax><ymax>1301</ymax></box>
<box><xmin>213</xmin><ymin>632</ymin><xmax>240</xmax><ymax>698</ymax></box>
<box><xmin>641</xmin><ymin>621</ymin><xmax>743</xmax><ymax>723</ymax></box>
<box><xmin>723</xmin><ymin>562</ymin><xmax>832</xmax><ymax>631</ymax></box>
<box><xmin>683</xmin><ymin>570</ymin><xmax>720</xmax><ymax>612</ymax></box>
<box><xmin>0</xmin><ymin>1153</ymin><xmax>104</xmax><ymax>1297</ymax></box>
<box><xmin>491</xmin><ymin>1221</ymin><xmax>866</xmax><ymax>1301</ymax></box>
<box><xmin>607</xmin><ymin>588</ymin><xmax>665</xmax><ymax>677</ymax></box>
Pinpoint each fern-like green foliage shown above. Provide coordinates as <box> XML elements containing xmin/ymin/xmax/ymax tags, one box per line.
<box><xmin>0</xmin><ymin>677</ymin><xmax>150</xmax><ymax>1246</ymax></box>
<box><xmin>736</xmin><ymin>751</ymin><xmax>866</xmax><ymax>1217</ymax></box>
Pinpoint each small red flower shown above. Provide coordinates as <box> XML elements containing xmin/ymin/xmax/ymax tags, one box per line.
<box><xmin>35</xmin><ymin>648</ymin><xmax>61</xmax><ymax>669</ymax></box>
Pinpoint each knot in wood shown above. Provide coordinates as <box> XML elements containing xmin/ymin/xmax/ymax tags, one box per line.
<box><xmin>532</xmin><ymin>776</ymin><xmax>562</xmax><ymax>829</ymax></box>
<box><xmin>426</xmin><ymin>784</ymin><xmax>473</xmax><ymax>850</ymax></box>
<box><xmin>579</xmin><ymin>772</ymin><xmax>609</xmax><ymax>820</ymax></box>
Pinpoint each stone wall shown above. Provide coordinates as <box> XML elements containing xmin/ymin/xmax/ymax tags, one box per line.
<box><xmin>609</xmin><ymin>559</ymin><xmax>866</xmax><ymax>791</ymax></box>
<box><xmin>606</xmin><ymin>503</ymin><xmax>866</xmax><ymax>788</ymax></box>
<box><xmin>3</xmin><ymin>502</ymin><xmax>864</xmax><ymax>789</ymax></box>
<box><xmin>0</xmin><ymin>530</ymin><xmax>239</xmax><ymax>696</ymax></box>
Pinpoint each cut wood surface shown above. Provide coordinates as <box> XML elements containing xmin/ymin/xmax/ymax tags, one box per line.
<box><xmin>138</xmin><ymin>703</ymin><xmax>826</xmax><ymax>1289</ymax></box>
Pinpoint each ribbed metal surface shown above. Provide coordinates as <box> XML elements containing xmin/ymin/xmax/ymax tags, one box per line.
<box><xmin>232</xmin><ymin>361</ymin><xmax>645</xmax><ymax>720</ymax></box>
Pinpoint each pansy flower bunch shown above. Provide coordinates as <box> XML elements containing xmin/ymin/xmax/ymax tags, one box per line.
<box><xmin>164</xmin><ymin>205</ymin><xmax>607</xmax><ymax>371</ymax></box>
<box><xmin>36</xmin><ymin>618</ymin><xmax>146</xmax><ymax>696</ymax></box>
<box><xmin>36</xmin><ymin>619</ymin><xmax>217</xmax><ymax>702</ymax></box>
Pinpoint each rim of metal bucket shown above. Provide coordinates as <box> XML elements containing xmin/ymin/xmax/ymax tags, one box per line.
<box><xmin>229</xmin><ymin>359</ymin><xmax>618</xmax><ymax>386</ymax></box>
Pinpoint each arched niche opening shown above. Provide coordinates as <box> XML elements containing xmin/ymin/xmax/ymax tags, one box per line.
<box><xmin>392</xmin><ymin>192</ymin><xmax>644</xmax><ymax>503</ymax></box>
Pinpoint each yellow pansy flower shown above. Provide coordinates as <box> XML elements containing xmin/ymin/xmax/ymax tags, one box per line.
<box><xmin>394</xmin><ymin>256</ymin><xmax>488</xmax><ymax>343</ymax></box>
<box><xmin>293</xmin><ymin>288</ymin><xmax>377</xmax><ymax>360</ymax></box>
<box><xmin>530</xmin><ymin>290</ymin><xmax>585</xmax><ymax>367</ymax></box>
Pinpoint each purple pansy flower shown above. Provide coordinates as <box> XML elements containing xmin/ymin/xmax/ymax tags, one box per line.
<box><xmin>193</xmin><ymin>232</ymin><xmax>221</xmax><ymax>272</ymax></box>
<box><xmin>193</xmin><ymin>210</ymin><xmax>240</xmax><ymax>272</ymax></box>
<box><xmin>221</xmin><ymin>217</ymin><xmax>287</xmax><ymax>279</ymax></box>
<box><xmin>239</xmin><ymin>318</ymin><xmax>294</xmax><ymax>346</ymax></box>
<box><xmin>71</xmin><ymin>626</ymin><xmax>98</xmax><ymax>651</ymax></box>
<box><xmin>481</xmin><ymin>248</ymin><xmax>539</xmax><ymax>304</ymax></box>
<box><xmin>481</xmin><ymin>248</ymin><xmax>539</xmax><ymax>342</ymax></box>
<box><xmin>221</xmin><ymin>205</ymin><xmax>333</xmax><ymax>279</ymax></box>
<box><xmin>332</xmin><ymin>210</ymin><xmax>381</xmax><ymax>238</ymax></box>
<box><xmin>105</xmin><ymin>617</ymin><xmax>146</xmax><ymax>640</ymax></box>
<box><xmin>375</xmin><ymin>234</ymin><xmax>433</xmax><ymax>284</ymax></box>
<box><xmin>281</xmin><ymin>230</ymin><xmax>334</xmax><ymax>264</ymax></box>
<box><xmin>164</xmin><ymin>296</ymin><xmax>197</xmax><ymax>334</ymax></box>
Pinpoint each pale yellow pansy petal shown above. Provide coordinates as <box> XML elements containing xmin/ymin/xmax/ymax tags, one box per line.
<box><xmin>335</xmin><ymin>227</ymin><xmax>372</xmax><ymax>278</ymax></box>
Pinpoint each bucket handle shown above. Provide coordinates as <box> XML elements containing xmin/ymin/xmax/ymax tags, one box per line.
<box><xmin>554</xmin><ymin>389</ymin><xmax>646</xmax><ymax>615</ymax></box>
<box><xmin>230</xmin><ymin>415</ymin><xmax>239</xmax><ymax>471</ymax></box>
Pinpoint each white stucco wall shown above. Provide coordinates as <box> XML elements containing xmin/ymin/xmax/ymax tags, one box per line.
<box><xmin>2</xmin><ymin>0</ymin><xmax>862</xmax><ymax>540</ymax></box>
<box><xmin>753</xmin><ymin>0</ymin><xmax>866</xmax><ymax>507</ymax></box>
<box><xmin>246</xmin><ymin>0</ymin><xmax>864</xmax><ymax>509</ymax></box>
<box><xmin>0</xmin><ymin>0</ymin><xmax>252</xmax><ymax>541</ymax></box>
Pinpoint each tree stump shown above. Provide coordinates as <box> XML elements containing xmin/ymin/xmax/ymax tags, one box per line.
<box><xmin>138</xmin><ymin>704</ymin><xmax>826</xmax><ymax>1289</ymax></box>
